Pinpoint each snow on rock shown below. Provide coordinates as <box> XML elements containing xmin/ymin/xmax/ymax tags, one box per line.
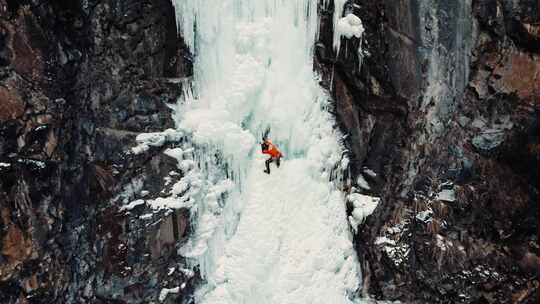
<box><xmin>336</xmin><ymin>14</ymin><xmax>365</xmax><ymax>39</ymax></box>
<box><xmin>436</xmin><ymin>188</ymin><xmax>456</xmax><ymax>202</ymax></box>
<box><xmin>375</xmin><ymin>217</ymin><xmax>412</xmax><ymax>267</ymax></box>
<box><xmin>348</xmin><ymin>193</ymin><xmax>380</xmax><ymax>231</ymax></box>
<box><xmin>139</xmin><ymin>213</ymin><xmax>153</xmax><ymax>220</ymax></box>
<box><xmin>356</xmin><ymin>174</ymin><xmax>370</xmax><ymax>190</ymax></box>
<box><xmin>114</xmin><ymin>178</ymin><xmax>144</xmax><ymax>204</ymax></box>
<box><xmin>131</xmin><ymin>129</ymin><xmax>183</xmax><ymax>155</ymax></box>
<box><xmin>323</xmin><ymin>0</ymin><xmax>365</xmax><ymax>58</ymax></box>
<box><xmin>363</xmin><ymin>168</ymin><xmax>377</xmax><ymax>177</ymax></box>
<box><xmin>148</xmin><ymin>196</ymin><xmax>191</xmax><ymax>210</ymax></box>
<box><xmin>159</xmin><ymin>287</ymin><xmax>180</xmax><ymax>302</ymax></box>
<box><xmin>0</xmin><ymin>162</ymin><xmax>11</xmax><ymax>168</ymax></box>
<box><xmin>136</xmin><ymin>132</ymin><xmax>167</xmax><ymax>147</ymax></box>
<box><xmin>164</xmin><ymin>147</ymin><xmax>184</xmax><ymax>159</ymax></box>
<box><xmin>375</xmin><ymin>234</ymin><xmax>411</xmax><ymax>268</ymax></box>
<box><xmin>375</xmin><ymin>236</ymin><xmax>396</xmax><ymax>246</ymax></box>
<box><xmin>17</xmin><ymin>158</ymin><xmax>46</xmax><ymax>169</ymax></box>
<box><xmin>120</xmin><ymin>199</ymin><xmax>145</xmax><ymax>211</ymax></box>
<box><xmin>131</xmin><ymin>144</ymin><xmax>149</xmax><ymax>155</ymax></box>
<box><xmin>416</xmin><ymin>208</ymin><xmax>434</xmax><ymax>223</ymax></box>
<box><xmin>171</xmin><ymin>180</ymin><xmax>189</xmax><ymax>196</ymax></box>
<box><xmin>380</xmin><ymin>241</ymin><xmax>411</xmax><ymax>267</ymax></box>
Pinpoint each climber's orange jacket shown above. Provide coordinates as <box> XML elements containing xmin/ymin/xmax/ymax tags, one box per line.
<box><xmin>262</xmin><ymin>140</ymin><xmax>282</xmax><ymax>158</ymax></box>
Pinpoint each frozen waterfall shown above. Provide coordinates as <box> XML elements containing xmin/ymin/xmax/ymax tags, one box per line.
<box><xmin>169</xmin><ymin>1</ymin><xmax>363</xmax><ymax>303</ymax></box>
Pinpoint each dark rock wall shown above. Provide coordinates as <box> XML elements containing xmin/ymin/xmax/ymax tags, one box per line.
<box><xmin>318</xmin><ymin>0</ymin><xmax>539</xmax><ymax>303</ymax></box>
<box><xmin>0</xmin><ymin>0</ymin><xmax>194</xmax><ymax>303</ymax></box>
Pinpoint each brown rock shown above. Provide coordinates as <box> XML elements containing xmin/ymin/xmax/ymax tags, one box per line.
<box><xmin>523</xmin><ymin>23</ymin><xmax>540</xmax><ymax>40</ymax></box>
<box><xmin>22</xmin><ymin>274</ymin><xmax>38</xmax><ymax>292</ymax></box>
<box><xmin>8</xmin><ymin>7</ymin><xmax>45</xmax><ymax>82</ymax></box>
<box><xmin>0</xmin><ymin>208</ymin><xmax>33</xmax><ymax>281</ymax></box>
<box><xmin>0</xmin><ymin>86</ymin><xmax>25</xmax><ymax>121</ymax></box>
<box><xmin>44</xmin><ymin>129</ymin><xmax>58</xmax><ymax>157</ymax></box>
<box><xmin>1</xmin><ymin>222</ymin><xmax>33</xmax><ymax>263</ymax></box>
<box><xmin>519</xmin><ymin>251</ymin><xmax>540</xmax><ymax>274</ymax></box>
<box><xmin>493</xmin><ymin>50</ymin><xmax>540</xmax><ymax>100</ymax></box>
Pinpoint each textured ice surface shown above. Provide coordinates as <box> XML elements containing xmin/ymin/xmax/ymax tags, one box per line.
<box><xmin>348</xmin><ymin>193</ymin><xmax>380</xmax><ymax>232</ymax></box>
<box><xmin>337</xmin><ymin>14</ymin><xmax>365</xmax><ymax>39</ymax></box>
<box><xmin>170</xmin><ymin>1</ymin><xmax>368</xmax><ymax>303</ymax></box>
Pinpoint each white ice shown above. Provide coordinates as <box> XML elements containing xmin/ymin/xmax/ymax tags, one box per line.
<box><xmin>159</xmin><ymin>286</ymin><xmax>180</xmax><ymax>302</ymax></box>
<box><xmin>120</xmin><ymin>199</ymin><xmax>145</xmax><ymax>211</ymax></box>
<box><xmin>436</xmin><ymin>189</ymin><xmax>456</xmax><ymax>202</ymax></box>
<box><xmin>194</xmin><ymin>157</ymin><xmax>360</xmax><ymax>303</ymax></box>
<box><xmin>336</xmin><ymin>14</ymin><xmax>365</xmax><ymax>40</ymax></box>
<box><xmin>347</xmin><ymin>193</ymin><xmax>380</xmax><ymax>232</ymax></box>
<box><xmin>169</xmin><ymin>0</ymin><xmax>367</xmax><ymax>303</ymax></box>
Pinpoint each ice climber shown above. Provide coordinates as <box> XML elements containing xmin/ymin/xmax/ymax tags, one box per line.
<box><xmin>261</xmin><ymin>138</ymin><xmax>282</xmax><ymax>174</ymax></box>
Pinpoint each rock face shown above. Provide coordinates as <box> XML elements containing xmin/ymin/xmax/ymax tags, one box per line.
<box><xmin>0</xmin><ymin>0</ymin><xmax>195</xmax><ymax>302</ymax></box>
<box><xmin>317</xmin><ymin>0</ymin><xmax>539</xmax><ymax>303</ymax></box>
<box><xmin>1</xmin><ymin>0</ymin><xmax>539</xmax><ymax>303</ymax></box>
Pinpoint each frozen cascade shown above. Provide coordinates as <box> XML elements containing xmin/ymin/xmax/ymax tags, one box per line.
<box><xmin>418</xmin><ymin>0</ymin><xmax>473</xmax><ymax>136</ymax></box>
<box><xmin>170</xmin><ymin>1</ymin><xmax>365</xmax><ymax>303</ymax></box>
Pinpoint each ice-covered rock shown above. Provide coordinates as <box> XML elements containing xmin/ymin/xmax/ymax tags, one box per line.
<box><xmin>436</xmin><ymin>189</ymin><xmax>456</xmax><ymax>202</ymax></box>
<box><xmin>348</xmin><ymin>193</ymin><xmax>380</xmax><ymax>231</ymax></box>
<box><xmin>120</xmin><ymin>199</ymin><xmax>146</xmax><ymax>211</ymax></box>
<box><xmin>356</xmin><ymin>174</ymin><xmax>371</xmax><ymax>191</ymax></box>
<box><xmin>472</xmin><ymin>129</ymin><xmax>504</xmax><ymax>153</ymax></box>
<box><xmin>416</xmin><ymin>208</ymin><xmax>434</xmax><ymax>223</ymax></box>
<box><xmin>336</xmin><ymin>14</ymin><xmax>365</xmax><ymax>39</ymax></box>
<box><xmin>159</xmin><ymin>287</ymin><xmax>180</xmax><ymax>302</ymax></box>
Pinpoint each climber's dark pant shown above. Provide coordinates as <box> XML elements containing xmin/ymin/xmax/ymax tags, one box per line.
<box><xmin>265</xmin><ymin>156</ymin><xmax>280</xmax><ymax>173</ymax></box>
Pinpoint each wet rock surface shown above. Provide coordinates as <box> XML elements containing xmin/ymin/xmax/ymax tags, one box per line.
<box><xmin>0</xmin><ymin>0</ymin><xmax>195</xmax><ymax>303</ymax></box>
<box><xmin>318</xmin><ymin>0</ymin><xmax>539</xmax><ymax>303</ymax></box>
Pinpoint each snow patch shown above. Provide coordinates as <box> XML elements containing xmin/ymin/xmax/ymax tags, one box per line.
<box><xmin>17</xmin><ymin>158</ymin><xmax>46</xmax><ymax>169</ymax></box>
<box><xmin>347</xmin><ymin>193</ymin><xmax>380</xmax><ymax>231</ymax></box>
<box><xmin>164</xmin><ymin>147</ymin><xmax>184</xmax><ymax>159</ymax></box>
<box><xmin>139</xmin><ymin>213</ymin><xmax>153</xmax><ymax>220</ymax></box>
<box><xmin>416</xmin><ymin>209</ymin><xmax>434</xmax><ymax>223</ymax></box>
<box><xmin>336</xmin><ymin>14</ymin><xmax>364</xmax><ymax>39</ymax></box>
<box><xmin>363</xmin><ymin>168</ymin><xmax>377</xmax><ymax>177</ymax></box>
<box><xmin>131</xmin><ymin>129</ymin><xmax>183</xmax><ymax>154</ymax></box>
<box><xmin>120</xmin><ymin>199</ymin><xmax>145</xmax><ymax>211</ymax></box>
<box><xmin>356</xmin><ymin>175</ymin><xmax>370</xmax><ymax>190</ymax></box>
<box><xmin>148</xmin><ymin>196</ymin><xmax>191</xmax><ymax>210</ymax></box>
<box><xmin>159</xmin><ymin>287</ymin><xmax>180</xmax><ymax>302</ymax></box>
<box><xmin>375</xmin><ymin>236</ymin><xmax>396</xmax><ymax>246</ymax></box>
<box><xmin>436</xmin><ymin>189</ymin><xmax>456</xmax><ymax>202</ymax></box>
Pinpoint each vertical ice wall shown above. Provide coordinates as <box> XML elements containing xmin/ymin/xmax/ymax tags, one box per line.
<box><xmin>418</xmin><ymin>0</ymin><xmax>473</xmax><ymax>136</ymax></box>
<box><xmin>169</xmin><ymin>0</ymin><xmax>364</xmax><ymax>303</ymax></box>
